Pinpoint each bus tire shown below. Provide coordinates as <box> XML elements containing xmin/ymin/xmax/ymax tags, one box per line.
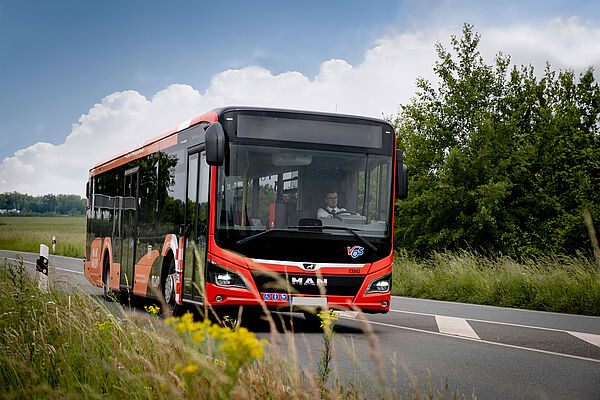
<box><xmin>102</xmin><ymin>254</ymin><xmax>117</xmax><ymax>301</ymax></box>
<box><xmin>162</xmin><ymin>255</ymin><xmax>180</xmax><ymax>316</ymax></box>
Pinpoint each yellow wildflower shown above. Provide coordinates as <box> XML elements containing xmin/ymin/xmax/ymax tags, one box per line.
<box><xmin>180</xmin><ymin>362</ymin><xmax>200</xmax><ymax>375</ymax></box>
<box><xmin>318</xmin><ymin>309</ymin><xmax>339</xmax><ymax>330</ymax></box>
<box><xmin>93</xmin><ymin>320</ymin><xmax>113</xmax><ymax>331</ymax></box>
<box><xmin>144</xmin><ymin>305</ymin><xmax>160</xmax><ymax>315</ymax></box>
<box><xmin>168</xmin><ymin>313</ymin><xmax>267</xmax><ymax>375</ymax></box>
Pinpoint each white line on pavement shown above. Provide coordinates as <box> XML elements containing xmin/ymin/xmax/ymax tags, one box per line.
<box><xmin>568</xmin><ymin>331</ymin><xmax>600</xmax><ymax>348</ymax></box>
<box><xmin>54</xmin><ymin>266</ymin><xmax>84</xmax><ymax>275</ymax></box>
<box><xmin>387</xmin><ymin>308</ymin><xmax>600</xmax><ymax>350</ymax></box>
<box><xmin>391</xmin><ymin>295</ymin><xmax>600</xmax><ymax>318</ymax></box>
<box><xmin>359</xmin><ymin>319</ymin><xmax>600</xmax><ymax>364</ymax></box>
<box><xmin>390</xmin><ymin>308</ymin><xmax>599</xmax><ymax>338</ymax></box>
<box><xmin>2</xmin><ymin>257</ymin><xmax>84</xmax><ymax>275</ymax></box>
<box><xmin>435</xmin><ymin>315</ymin><xmax>480</xmax><ymax>339</ymax></box>
<box><xmin>2</xmin><ymin>257</ymin><xmax>35</xmax><ymax>265</ymax></box>
<box><xmin>334</xmin><ymin>311</ymin><xmax>359</xmax><ymax>319</ymax></box>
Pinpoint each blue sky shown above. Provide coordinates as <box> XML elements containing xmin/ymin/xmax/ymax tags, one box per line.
<box><xmin>1</xmin><ymin>1</ymin><xmax>599</xmax><ymax>195</ymax></box>
<box><xmin>0</xmin><ymin>0</ymin><xmax>396</xmax><ymax>159</ymax></box>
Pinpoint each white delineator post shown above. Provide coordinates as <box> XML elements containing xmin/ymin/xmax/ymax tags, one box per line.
<box><xmin>36</xmin><ymin>244</ymin><xmax>49</xmax><ymax>292</ymax></box>
<box><xmin>52</xmin><ymin>236</ymin><xmax>56</xmax><ymax>254</ymax></box>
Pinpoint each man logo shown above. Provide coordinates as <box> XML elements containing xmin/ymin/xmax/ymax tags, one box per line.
<box><xmin>290</xmin><ymin>277</ymin><xmax>328</xmax><ymax>286</ymax></box>
<box><xmin>302</xmin><ymin>263</ymin><xmax>317</xmax><ymax>271</ymax></box>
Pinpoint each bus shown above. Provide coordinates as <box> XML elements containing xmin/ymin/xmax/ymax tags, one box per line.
<box><xmin>84</xmin><ymin>106</ymin><xmax>407</xmax><ymax>317</ymax></box>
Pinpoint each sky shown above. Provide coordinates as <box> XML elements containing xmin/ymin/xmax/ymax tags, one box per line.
<box><xmin>1</xmin><ymin>0</ymin><xmax>599</xmax><ymax>196</ymax></box>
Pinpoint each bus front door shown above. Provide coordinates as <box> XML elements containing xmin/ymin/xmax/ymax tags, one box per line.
<box><xmin>183</xmin><ymin>151</ymin><xmax>209</xmax><ymax>303</ymax></box>
<box><xmin>183</xmin><ymin>153</ymin><xmax>198</xmax><ymax>300</ymax></box>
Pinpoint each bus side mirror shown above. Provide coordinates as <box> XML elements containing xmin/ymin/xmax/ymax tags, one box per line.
<box><xmin>206</xmin><ymin>122</ymin><xmax>226</xmax><ymax>166</ymax></box>
<box><xmin>396</xmin><ymin>150</ymin><xmax>408</xmax><ymax>200</ymax></box>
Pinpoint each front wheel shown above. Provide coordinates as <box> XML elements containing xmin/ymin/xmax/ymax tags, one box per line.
<box><xmin>102</xmin><ymin>255</ymin><xmax>118</xmax><ymax>301</ymax></box>
<box><xmin>162</xmin><ymin>257</ymin><xmax>181</xmax><ymax>316</ymax></box>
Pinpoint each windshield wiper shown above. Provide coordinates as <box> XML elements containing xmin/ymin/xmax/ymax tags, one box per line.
<box><xmin>235</xmin><ymin>228</ymin><xmax>299</xmax><ymax>246</ymax></box>
<box><xmin>235</xmin><ymin>226</ymin><xmax>377</xmax><ymax>253</ymax></box>
<box><xmin>286</xmin><ymin>225</ymin><xmax>377</xmax><ymax>252</ymax></box>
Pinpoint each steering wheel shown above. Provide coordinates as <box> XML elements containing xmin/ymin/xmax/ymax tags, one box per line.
<box><xmin>331</xmin><ymin>210</ymin><xmax>357</xmax><ymax>220</ymax></box>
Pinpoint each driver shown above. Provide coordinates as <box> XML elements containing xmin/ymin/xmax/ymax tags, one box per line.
<box><xmin>317</xmin><ymin>191</ymin><xmax>347</xmax><ymax>218</ymax></box>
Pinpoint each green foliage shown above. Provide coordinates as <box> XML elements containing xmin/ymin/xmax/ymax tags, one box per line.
<box><xmin>316</xmin><ymin>309</ymin><xmax>338</xmax><ymax>388</ymax></box>
<box><xmin>392</xmin><ymin>24</ymin><xmax>600</xmax><ymax>257</ymax></box>
<box><xmin>392</xmin><ymin>251</ymin><xmax>600</xmax><ymax>315</ymax></box>
<box><xmin>0</xmin><ymin>192</ymin><xmax>86</xmax><ymax>216</ymax></box>
<box><xmin>0</xmin><ymin>259</ymin><xmax>183</xmax><ymax>399</ymax></box>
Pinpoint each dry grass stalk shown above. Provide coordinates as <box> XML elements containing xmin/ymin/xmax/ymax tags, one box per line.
<box><xmin>583</xmin><ymin>209</ymin><xmax>600</xmax><ymax>270</ymax></box>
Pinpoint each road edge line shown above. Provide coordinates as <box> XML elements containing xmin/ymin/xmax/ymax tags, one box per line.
<box><xmin>337</xmin><ymin>316</ymin><xmax>600</xmax><ymax>364</ymax></box>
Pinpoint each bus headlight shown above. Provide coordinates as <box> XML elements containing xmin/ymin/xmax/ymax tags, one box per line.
<box><xmin>366</xmin><ymin>273</ymin><xmax>391</xmax><ymax>294</ymax></box>
<box><xmin>208</xmin><ymin>260</ymin><xmax>248</xmax><ymax>289</ymax></box>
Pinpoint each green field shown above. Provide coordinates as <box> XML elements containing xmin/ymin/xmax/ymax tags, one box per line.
<box><xmin>0</xmin><ymin>216</ymin><xmax>85</xmax><ymax>258</ymax></box>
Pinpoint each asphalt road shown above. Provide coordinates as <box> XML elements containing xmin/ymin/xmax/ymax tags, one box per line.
<box><xmin>2</xmin><ymin>249</ymin><xmax>599</xmax><ymax>399</ymax></box>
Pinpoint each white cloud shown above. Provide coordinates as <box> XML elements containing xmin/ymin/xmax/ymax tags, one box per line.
<box><xmin>481</xmin><ymin>17</ymin><xmax>600</xmax><ymax>72</ymax></box>
<box><xmin>1</xmin><ymin>18</ymin><xmax>599</xmax><ymax>196</ymax></box>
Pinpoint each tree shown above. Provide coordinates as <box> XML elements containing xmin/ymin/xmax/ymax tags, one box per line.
<box><xmin>392</xmin><ymin>24</ymin><xmax>600</xmax><ymax>257</ymax></box>
<box><xmin>0</xmin><ymin>192</ymin><xmax>85</xmax><ymax>215</ymax></box>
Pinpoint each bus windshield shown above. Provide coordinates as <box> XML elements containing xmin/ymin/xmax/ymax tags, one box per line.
<box><xmin>215</xmin><ymin>144</ymin><xmax>393</xmax><ymax>263</ymax></box>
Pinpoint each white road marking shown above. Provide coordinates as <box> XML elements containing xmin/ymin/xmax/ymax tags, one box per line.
<box><xmin>391</xmin><ymin>295</ymin><xmax>600</xmax><ymax>318</ymax></box>
<box><xmin>390</xmin><ymin>308</ymin><xmax>600</xmax><ymax>338</ymax></box>
<box><xmin>3</xmin><ymin>257</ymin><xmax>36</xmax><ymax>265</ymax></box>
<box><xmin>334</xmin><ymin>311</ymin><xmax>359</xmax><ymax>319</ymax></box>
<box><xmin>2</xmin><ymin>257</ymin><xmax>84</xmax><ymax>275</ymax></box>
<box><xmin>359</xmin><ymin>319</ymin><xmax>600</xmax><ymax>364</ymax></box>
<box><xmin>435</xmin><ymin>315</ymin><xmax>480</xmax><ymax>339</ymax></box>
<box><xmin>54</xmin><ymin>266</ymin><xmax>84</xmax><ymax>275</ymax></box>
<box><xmin>569</xmin><ymin>331</ymin><xmax>600</xmax><ymax>348</ymax></box>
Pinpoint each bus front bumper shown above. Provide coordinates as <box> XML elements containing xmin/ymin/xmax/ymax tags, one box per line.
<box><xmin>204</xmin><ymin>282</ymin><xmax>391</xmax><ymax>314</ymax></box>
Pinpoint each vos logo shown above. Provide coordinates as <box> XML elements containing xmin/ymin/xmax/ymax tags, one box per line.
<box><xmin>347</xmin><ymin>246</ymin><xmax>364</xmax><ymax>259</ymax></box>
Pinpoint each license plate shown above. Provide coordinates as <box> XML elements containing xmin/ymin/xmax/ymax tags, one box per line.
<box><xmin>291</xmin><ymin>296</ymin><xmax>327</xmax><ymax>307</ymax></box>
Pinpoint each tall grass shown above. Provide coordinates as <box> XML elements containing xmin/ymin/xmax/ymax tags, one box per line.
<box><xmin>392</xmin><ymin>250</ymin><xmax>600</xmax><ymax>315</ymax></box>
<box><xmin>0</xmin><ymin>216</ymin><xmax>85</xmax><ymax>258</ymax></box>
<box><xmin>0</xmin><ymin>259</ymin><xmax>470</xmax><ymax>399</ymax></box>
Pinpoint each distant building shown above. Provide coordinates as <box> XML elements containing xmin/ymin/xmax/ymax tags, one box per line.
<box><xmin>0</xmin><ymin>209</ymin><xmax>20</xmax><ymax>214</ymax></box>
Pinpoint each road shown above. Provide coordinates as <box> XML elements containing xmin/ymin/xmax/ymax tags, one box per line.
<box><xmin>2</xmin><ymin>249</ymin><xmax>599</xmax><ymax>399</ymax></box>
<box><xmin>0</xmin><ymin>248</ymin><xmax>101</xmax><ymax>296</ymax></box>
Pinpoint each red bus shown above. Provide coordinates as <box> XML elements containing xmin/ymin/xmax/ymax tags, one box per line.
<box><xmin>84</xmin><ymin>107</ymin><xmax>407</xmax><ymax>316</ymax></box>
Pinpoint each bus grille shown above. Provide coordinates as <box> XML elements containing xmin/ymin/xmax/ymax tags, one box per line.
<box><xmin>251</xmin><ymin>272</ymin><xmax>364</xmax><ymax>296</ymax></box>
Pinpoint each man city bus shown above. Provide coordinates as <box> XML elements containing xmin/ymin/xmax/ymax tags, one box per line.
<box><xmin>84</xmin><ymin>107</ymin><xmax>407</xmax><ymax>318</ymax></box>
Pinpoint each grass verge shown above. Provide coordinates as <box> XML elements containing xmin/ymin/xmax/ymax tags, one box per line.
<box><xmin>392</xmin><ymin>250</ymin><xmax>600</xmax><ymax>316</ymax></box>
<box><xmin>0</xmin><ymin>216</ymin><xmax>85</xmax><ymax>258</ymax></box>
<box><xmin>0</xmin><ymin>258</ymin><xmax>471</xmax><ymax>399</ymax></box>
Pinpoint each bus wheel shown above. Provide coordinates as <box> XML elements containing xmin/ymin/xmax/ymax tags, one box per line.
<box><xmin>102</xmin><ymin>255</ymin><xmax>117</xmax><ymax>301</ymax></box>
<box><xmin>162</xmin><ymin>257</ymin><xmax>180</xmax><ymax>315</ymax></box>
